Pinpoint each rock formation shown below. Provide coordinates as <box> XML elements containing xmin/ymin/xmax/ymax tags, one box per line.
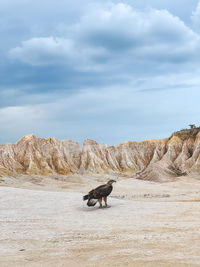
<box><xmin>1</xmin><ymin>129</ymin><xmax>200</xmax><ymax>181</ymax></box>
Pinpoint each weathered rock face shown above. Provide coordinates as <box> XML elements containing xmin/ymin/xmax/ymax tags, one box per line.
<box><xmin>1</xmin><ymin>131</ymin><xmax>200</xmax><ymax>181</ymax></box>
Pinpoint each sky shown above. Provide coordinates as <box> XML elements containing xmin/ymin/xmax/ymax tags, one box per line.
<box><xmin>1</xmin><ymin>0</ymin><xmax>200</xmax><ymax>145</ymax></box>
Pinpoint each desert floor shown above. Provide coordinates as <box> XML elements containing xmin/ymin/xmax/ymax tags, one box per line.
<box><xmin>1</xmin><ymin>174</ymin><xmax>200</xmax><ymax>266</ymax></box>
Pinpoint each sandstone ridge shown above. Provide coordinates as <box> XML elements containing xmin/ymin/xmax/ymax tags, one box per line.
<box><xmin>1</xmin><ymin>130</ymin><xmax>200</xmax><ymax>182</ymax></box>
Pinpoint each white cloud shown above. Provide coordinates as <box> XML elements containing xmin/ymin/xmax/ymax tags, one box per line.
<box><xmin>192</xmin><ymin>1</ymin><xmax>200</xmax><ymax>30</ymax></box>
<box><xmin>9</xmin><ymin>37</ymin><xmax>76</xmax><ymax>66</ymax></box>
<box><xmin>75</xmin><ymin>3</ymin><xmax>200</xmax><ymax>64</ymax></box>
<box><xmin>9</xmin><ymin>3</ymin><xmax>200</xmax><ymax>70</ymax></box>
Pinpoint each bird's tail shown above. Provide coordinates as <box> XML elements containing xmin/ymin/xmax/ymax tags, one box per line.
<box><xmin>87</xmin><ymin>199</ymin><xmax>98</xmax><ymax>206</ymax></box>
<box><xmin>83</xmin><ymin>194</ymin><xmax>89</xmax><ymax>201</ymax></box>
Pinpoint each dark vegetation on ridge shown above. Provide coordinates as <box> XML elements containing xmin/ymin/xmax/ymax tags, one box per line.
<box><xmin>171</xmin><ymin>124</ymin><xmax>200</xmax><ymax>141</ymax></box>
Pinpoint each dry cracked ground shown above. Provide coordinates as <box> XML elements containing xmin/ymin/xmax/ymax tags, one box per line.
<box><xmin>1</xmin><ymin>174</ymin><xmax>200</xmax><ymax>266</ymax></box>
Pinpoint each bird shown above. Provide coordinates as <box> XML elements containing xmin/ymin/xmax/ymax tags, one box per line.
<box><xmin>83</xmin><ymin>179</ymin><xmax>116</xmax><ymax>208</ymax></box>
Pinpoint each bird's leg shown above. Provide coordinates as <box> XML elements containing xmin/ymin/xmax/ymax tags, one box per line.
<box><xmin>98</xmin><ymin>198</ymin><xmax>103</xmax><ymax>208</ymax></box>
<box><xmin>103</xmin><ymin>196</ymin><xmax>107</xmax><ymax>207</ymax></box>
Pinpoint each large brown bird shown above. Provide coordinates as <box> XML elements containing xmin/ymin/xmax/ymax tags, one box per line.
<box><xmin>83</xmin><ymin>179</ymin><xmax>116</xmax><ymax>208</ymax></box>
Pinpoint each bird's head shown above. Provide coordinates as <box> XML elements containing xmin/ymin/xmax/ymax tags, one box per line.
<box><xmin>107</xmin><ymin>179</ymin><xmax>116</xmax><ymax>185</ymax></box>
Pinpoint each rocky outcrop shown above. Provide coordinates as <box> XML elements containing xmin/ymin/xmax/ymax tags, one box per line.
<box><xmin>1</xmin><ymin>130</ymin><xmax>200</xmax><ymax>181</ymax></box>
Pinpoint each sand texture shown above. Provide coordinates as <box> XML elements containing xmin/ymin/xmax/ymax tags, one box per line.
<box><xmin>1</xmin><ymin>175</ymin><xmax>200</xmax><ymax>266</ymax></box>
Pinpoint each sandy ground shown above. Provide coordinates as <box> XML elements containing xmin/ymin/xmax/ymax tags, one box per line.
<box><xmin>1</xmin><ymin>174</ymin><xmax>200</xmax><ymax>266</ymax></box>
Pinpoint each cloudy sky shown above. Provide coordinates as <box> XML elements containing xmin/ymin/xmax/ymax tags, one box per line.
<box><xmin>1</xmin><ymin>0</ymin><xmax>200</xmax><ymax>144</ymax></box>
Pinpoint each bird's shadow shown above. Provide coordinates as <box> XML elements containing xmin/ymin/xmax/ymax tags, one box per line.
<box><xmin>77</xmin><ymin>205</ymin><xmax>112</xmax><ymax>212</ymax></box>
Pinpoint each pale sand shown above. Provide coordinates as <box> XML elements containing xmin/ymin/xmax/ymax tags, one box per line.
<box><xmin>1</xmin><ymin>174</ymin><xmax>200</xmax><ymax>266</ymax></box>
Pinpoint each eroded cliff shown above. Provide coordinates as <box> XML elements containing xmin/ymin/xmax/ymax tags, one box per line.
<box><xmin>1</xmin><ymin>130</ymin><xmax>200</xmax><ymax>181</ymax></box>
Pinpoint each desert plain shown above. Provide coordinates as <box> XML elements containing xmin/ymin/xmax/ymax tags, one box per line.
<box><xmin>1</xmin><ymin>174</ymin><xmax>200</xmax><ymax>267</ymax></box>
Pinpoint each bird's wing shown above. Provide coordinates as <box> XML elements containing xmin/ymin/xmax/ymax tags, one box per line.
<box><xmin>89</xmin><ymin>184</ymin><xmax>112</xmax><ymax>199</ymax></box>
<box><xmin>89</xmin><ymin>184</ymin><xmax>105</xmax><ymax>194</ymax></box>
